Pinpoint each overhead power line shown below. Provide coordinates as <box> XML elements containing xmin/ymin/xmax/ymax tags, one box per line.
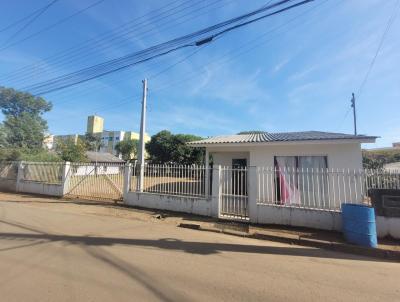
<box><xmin>336</xmin><ymin>0</ymin><xmax>400</xmax><ymax>132</ymax></box>
<box><xmin>1</xmin><ymin>0</ymin><xmax>60</xmax><ymax>48</ymax></box>
<box><xmin>356</xmin><ymin>0</ymin><xmax>400</xmax><ymax>97</ymax></box>
<box><xmin>24</xmin><ymin>0</ymin><xmax>314</xmax><ymax>95</ymax></box>
<box><xmin>0</xmin><ymin>0</ymin><xmax>106</xmax><ymax>53</ymax></box>
<box><xmin>20</xmin><ymin>0</ymin><xmax>232</xmax><ymax>102</ymax></box>
<box><xmin>0</xmin><ymin>0</ymin><xmax>222</xmax><ymax>85</ymax></box>
<box><xmin>47</xmin><ymin>0</ymin><xmax>330</xmax><ymax>113</ymax></box>
<box><xmin>0</xmin><ymin>0</ymin><xmax>58</xmax><ymax>34</ymax></box>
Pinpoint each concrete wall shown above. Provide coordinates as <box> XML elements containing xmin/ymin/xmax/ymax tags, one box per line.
<box><xmin>376</xmin><ymin>216</ymin><xmax>400</xmax><ymax>239</ymax></box>
<box><xmin>0</xmin><ymin>179</ymin><xmax>17</xmax><ymax>192</ymax></box>
<box><xmin>125</xmin><ymin>192</ymin><xmax>217</xmax><ymax>217</ymax></box>
<box><xmin>0</xmin><ymin>161</ymin><xmax>69</xmax><ymax>197</ymax></box>
<box><xmin>17</xmin><ymin>180</ymin><xmax>64</xmax><ymax>197</ymax></box>
<box><xmin>253</xmin><ymin>204</ymin><xmax>342</xmax><ymax>231</ymax></box>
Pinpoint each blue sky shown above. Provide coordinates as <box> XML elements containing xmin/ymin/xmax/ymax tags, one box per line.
<box><xmin>0</xmin><ymin>0</ymin><xmax>399</xmax><ymax>148</ymax></box>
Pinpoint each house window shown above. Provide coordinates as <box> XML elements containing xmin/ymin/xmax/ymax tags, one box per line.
<box><xmin>274</xmin><ymin>156</ymin><xmax>328</xmax><ymax>205</ymax></box>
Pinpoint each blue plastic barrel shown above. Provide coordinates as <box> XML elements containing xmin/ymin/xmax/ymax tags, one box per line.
<box><xmin>341</xmin><ymin>203</ymin><xmax>377</xmax><ymax>248</ymax></box>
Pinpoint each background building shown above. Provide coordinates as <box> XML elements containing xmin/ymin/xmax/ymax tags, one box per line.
<box><xmin>43</xmin><ymin>134</ymin><xmax>54</xmax><ymax>150</ymax></box>
<box><xmin>87</xmin><ymin>115</ymin><xmax>104</xmax><ymax>134</ymax></box>
<box><xmin>49</xmin><ymin>115</ymin><xmax>149</xmax><ymax>159</ymax></box>
<box><xmin>99</xmin><ymin>130</ymin><xmax>150</xmax><ymax>158</ymax></box>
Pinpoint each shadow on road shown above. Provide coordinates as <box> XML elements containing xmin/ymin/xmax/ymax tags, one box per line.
<box><xmin>83</xmin><ymin>245</ymin><xmax>186</xmax><ymax>302</ymax></box>
<box><xmin>0</xmin><ymin>229</ymin><xmax>383</xmax><ymax>262</ymax></box>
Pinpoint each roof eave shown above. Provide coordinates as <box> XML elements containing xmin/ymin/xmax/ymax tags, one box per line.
<box><xmin>188</xmin><ymin>137</ymin><xmax>377</xmax><ymax>147</ymax></box>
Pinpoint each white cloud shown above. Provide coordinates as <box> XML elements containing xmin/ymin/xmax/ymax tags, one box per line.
<box><xmin>273</xmin><ymin>57</ymin><xmax>290</xmax><ymax>73</ymax></box>
<box><xmin>148</xmin><ymin>105</ymin><xmax>236</xmax><ymax>135</ymax></box>
<box><xmin>188</xmin><ymin>62</ymin><xmax>269</xmax><ymax>106</ymax></box>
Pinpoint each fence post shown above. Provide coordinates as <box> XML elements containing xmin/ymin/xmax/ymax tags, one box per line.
<box><xmin>16</xmin><ymin>161</ymin><xmax>24</xmax><ymax>192</ymax></box>
<box><xmin>138</xmin><ymin>162</ymin><xmax>144</xmax><ymax>192</ymax></box>
<box><xmin>211</xmin><ymin>165</ymin><xmax>221</xmax><ymax>218</ymax></box>
<box><xmin>61</xmin><ymin>161</ymin><xmax>71</xmax><ymax>196</ymax></box>
<box><xmin>247</xmin><ymin>166</ymin><xmax>258</xmax><ymax>223</ymax></box>
<box><xmin>205</xmin><ymin>149</ymin><xmax>209</xmax><ymax>197</ymax></box>
<box><xmin>123</xmin><ymin>163</ymin><xmax>132</xmax><ymax>199</ymax></box>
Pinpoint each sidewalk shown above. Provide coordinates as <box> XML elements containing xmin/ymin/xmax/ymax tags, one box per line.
<box><xmin>178</xmin><ymin>220</ymin><xmax>400</xmax><ymax>261</ymax></box>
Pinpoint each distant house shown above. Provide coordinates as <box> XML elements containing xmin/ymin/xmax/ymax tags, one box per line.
<box><xmin>85</xmin><ymin>151</ymin><xmax>124</xmax><ymax>164</ymax></box>
<box><xmin>384</xmin><ymin>162</ymin><xmax>400</xmax><ymax>172</ymax></box>
<box><xmin>189</xmin><ymin>131</ymin><xmax>377</xmax><ymax>170</ymax></box>
<box><xmin>70</xmin><ymin>152</ymin><xmax>125</xmax><ymax>176</ymax></box>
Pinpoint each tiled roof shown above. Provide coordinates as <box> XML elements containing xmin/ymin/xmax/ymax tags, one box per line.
<box><xmin>188</xmin><ymin>131</ymin><xmax>377</xmax><ymax>145</ymax></box>
<box><xmin>85</xmin><ymin>151</ymin><xmax>125</xmax><ymax>163</ymax></box>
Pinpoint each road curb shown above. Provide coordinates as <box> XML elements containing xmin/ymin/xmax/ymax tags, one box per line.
<box><xmin>178</xmin><ymin>223</ymin><xmax>400</xmax><ymax>262</ymax></box>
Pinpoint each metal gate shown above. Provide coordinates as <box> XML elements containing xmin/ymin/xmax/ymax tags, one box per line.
<box><xmin>220</xmin><ymin>166</ymin><xmax>249</xmax><ymax>220</ymax></box>
<box><xmin>65</xmin><ymin>162</ymin><xmax>125</xmax><ymax>201</ymax></box>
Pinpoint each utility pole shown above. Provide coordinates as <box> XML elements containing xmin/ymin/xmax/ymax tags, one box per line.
<box><xmin>138</xmin><ymin>78</ymin><xmax>147</xmax><ymax>192</ymax></box>
<box><xmin>351</xmin><ymin>92</ymin><xmax>357</xmax><ymax>136</ymax></box>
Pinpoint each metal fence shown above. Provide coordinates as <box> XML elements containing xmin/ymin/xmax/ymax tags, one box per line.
<box><xmin>130</xmin><ymin>164</ymin><xmax>209</xmax><ymax>198</ymax></box>
<box><xmin>220</xmin><ymin>166</ymin><xmax>249</xmax><ymax>219</ymax></box>
<box><xmin>256</xmin><ymin>167</ymin><xmax>400</xmax><ymax>211</ymax></box>
<box><xmin>0</xmin><ymin>162</ymin><xmax>18</xmax><ymax>180</ymax></box>
<box><xmin>21</xmin><ymin>162</ymin><xmax>63</xmax><ymax>184</ymax></box>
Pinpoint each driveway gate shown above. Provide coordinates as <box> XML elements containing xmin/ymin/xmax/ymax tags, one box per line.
<box><xmin>65</xmin><ymin>163</ymin><xmax>125</xmax><ymax>201</ymax></box>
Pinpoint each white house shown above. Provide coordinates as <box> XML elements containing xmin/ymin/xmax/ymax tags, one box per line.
<box><xmin>189</xmin><ymin>131</ymin><xmax>378</xmax><ymax>215</ymax></box>
<box><xmin>188</xmin><ymin>131</ymin><xmax>377</xmax><ymax>170</ymax></box>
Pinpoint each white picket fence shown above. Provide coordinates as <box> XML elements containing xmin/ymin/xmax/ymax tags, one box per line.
<box><xmin>1</xmin><ymin>161</ymin><xmax>400</xmax><ymax>218</ymax></box>
<box><xmin>256</xmin><ymin>167</ymin><xmax>400</xmax><ymax>212</ymax></box>
<box><xmin>130</xmin><ymin>163</ymin><xmax>209</xmax><ymax>198</ymax></box>
<box><xmin>125</xmin><ymin>164</ymin><xmax>400</xmax><ymax>215</ymax></box>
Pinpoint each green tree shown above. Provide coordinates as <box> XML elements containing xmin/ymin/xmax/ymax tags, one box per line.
<box><xmin>146</xmin><ymin>130</ymin><xmax>204</xmax><ymax>164</ymax></box>
<box><xmin>146</xmin><ymin>130</ymin><xmax>174</xmax><ymax>163</ymax></box>
<box><xmin>171</xmin><ymin>134</ymin><xmax>204</xmax><ymax>165</ymax></box>
<box><xmin>0</xmin><ymin>87</ymin><xmax>52</xmax><ymax>149</ymax></box>
<box><xmin>115</xmin><ymin>139</ymin><xmax>139</xmax><ymax>161</ymax></box>
<box><xmin>0</xmin><ymin>124</ymin><xmax>8</xmax><ymax>148</ymax></box>
<box><xmin>82</xmin><ymin>132</ymin><xmax>102</xmax><ymax>151</ymax></box>
<box><xmin>56</xmin><ymin>138</ymin><xmax>87</xmax><ymax>162</ymax></box>
<box><xmin>0</xmin><ymin>148</ymin><xmax>21</xmax><ymax>162</ymax></box>
<box><xmin>3</xmin><ymin>113</ymin><xmax>48</xmax><ymax>149</ymax></box>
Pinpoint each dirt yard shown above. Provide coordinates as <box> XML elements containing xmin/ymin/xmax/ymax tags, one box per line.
<box><xmin>0</xmin><ymin>192</ymin><xmax>399</xmax><ymax>302</ymax></box>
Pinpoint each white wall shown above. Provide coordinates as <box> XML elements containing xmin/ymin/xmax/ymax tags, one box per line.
<box><xmin>212</xmin><ymin>152</ymin><xmax>250</xmax><ymax>167</ymax></box>
<box><xmin>207</xmin><ymin>142</ymin><xmax>362</xmax><ymax>170</ymax></box>
<box><xmin>376</xmin><ymin>216</ymin><xmax>400</xmax><ymax>239</ymax></box>
<box><xmin>74</xmin><ymin>165</ymin><xmax>120</xmax><ymax>176</ymax></box>
<box><xmin>249</xmin><ymin>142</ymin><xmax>362</xmax><ymax>170</ymax></box>
<box><xmin>17</xmin><ymin>180</ymin><xmax>63</xmax><ymax>197</ymax></box>
<box><xmin>125</xmin><ymin>191</ymin><xmax>216</xmax><ymax>217</ymax></box>
<box><xmin>254</xmin><ymin>204</ymin><xmax>342</xmax><ymax>231</ymax></box>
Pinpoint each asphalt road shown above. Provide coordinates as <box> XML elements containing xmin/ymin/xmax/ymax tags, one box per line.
<box><xmin>0</xmin><ymin>193</ymin><xmax>399</xmax><ymax>302</ymax></box>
